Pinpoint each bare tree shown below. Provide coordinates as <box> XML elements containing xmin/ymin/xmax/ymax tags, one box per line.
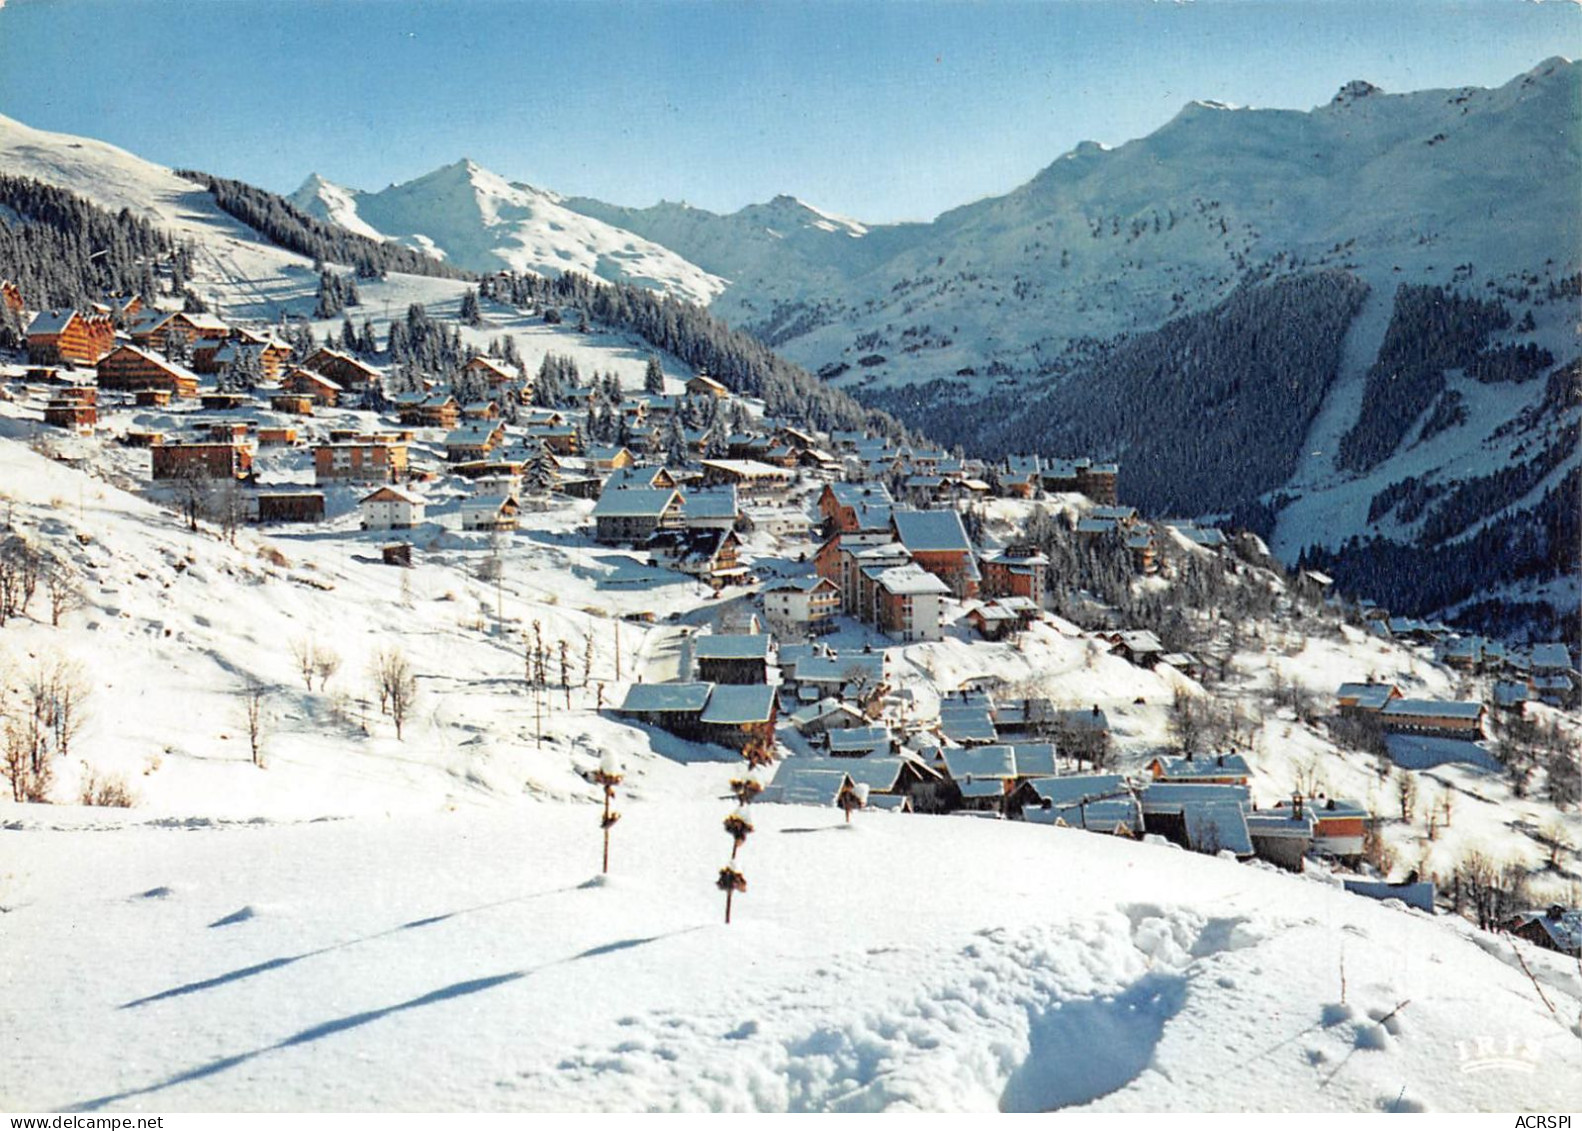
<box><xmin>169</xmin><ymin>461</ymin><xmax>211</xmax><ymax>533</ymax></box>
<box><xmin>0</xmin><ymin>535</ymin><xmax>42</xmax><ymax>625</ymax></box>
<box><xmin>1168</xmin><ymin>685</ymin><xmax>1205</xmax><ymax>757</ymax></box>
<box><xmin>1535</xmin><ymin>821</ymin><xmax>1572</xmax><ymax>870</ymax></box>
<box><xmin>1394</xmin><ymin>768</ymin><xmax>1418</xmax><ymax>822</ymax></box>
<box><xmin>559</xmin><ymin>640</ymin><xmax>572</xmax><ymax>709</ymax></box>
<box><xmin>31</xmin><ymin>655</ymin><xmax>88</xmax><ymax>764</ymax></box>
<box><xmin>313</xmin><ymin>647</ymin><xmax>342</xmax><ymax>692</ymax></box>
<box><xmin>213</xmin><ymin>480</ymin><xmax>248</xmax><ymax>546</ymax></box>
<box><xmin>2</xmin><ymin>654</ymin><xmax>87</xmax><ymax>802</ymax></box>
<box><xmin>291</xmin><ymin>637</ymin><xmax>317</xmax><ymax>691</ymax></box>
<box><xmin>371</xmin><ymin>647</ymin><xmax>418</xmax><ymax>740</ymax></box>
<box><xmin>242</xmin><ymin>677</ymin><xmax>268</xmax><ymax>767</ymax></box>
<box><xmin>43</xmin><ymin>556</ymin><xmax>86</xmax><ymax>627</ymax></box>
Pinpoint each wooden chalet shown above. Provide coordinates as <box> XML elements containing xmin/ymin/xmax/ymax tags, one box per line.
<box><xmin>129</xmin><ymin>310</ymin><xmax>228</xmax><ymax>355</ymax></box>
<box><xmin>586</xmin><ymin>445</ymin><xmax>636</xmax><ymax>473</ymax></box>
<box><xmin>592</xmin><ymin>488</ymin><xmax>683</xmax><ymax>545</ymax></box>
<box><xmin>686</xmin><ymin>373</ymin><xmax>729</xmax><ymax>398</ymax></box>
<box><xmin>26</xmin><ymin>310</ymin><xmax>114</xmax><ymax>366</ymax></box>
<box><xmin>527</xmin><ymin>425</ymin><xmax>581</xmax><ymax>456</ymax></box>
<box><xmin>444</xmin><ymin>422</ymin><xmax>506</xmax><ymax>462</ymax></box>
<box><xmin>271</xmin><ymin>393</ymin><xmax>315</xmax><ymax>416</ymax></box>
<box><xmin>395</xmin><ymin>393</ymin><xmax>459</xmax><ymax>428</ymax></box>
<box><xmin>699</xmin><ymin>459</ymin><xmax>792</xmax><ymax>499</ymax></box>
<box><xmin>256</xmin><ymin>426</ymin><xmax>299</xmax><ymax>446</ymax></box>
<box><xmin>615</xmin><ymin>681</ymin><xmax>776</xmax><ymax>753</ymax></box>
<box><xmin>256</xmin><ymin>492</ymin><xmax>326</xmax><ymax>524</ymax></box>
<box><xmin>302</xmin><ymin>347</ymin><xmax>379</xmax><ymax>389</ymax></box>
<box><xmin>966</xmin><ymin>597</ymin><xmax>1039</xmax><ymax>641</ymax></box>
<box><xmin>199</xmin><ymin>392</ymin><xmax>250</xmax><ymax>411</ymax></box>
<box><xmin>96</xmin><ymin>345</ymin><xmax>199</xmax><ymax>398</ymax></box>
<box><xmin>693</xmin><ymin>634</ymin><xmax>772</xmax><ymax>685</ymax></box>
<box><xmin>1505</xmin><ymin>906</ymin><xmax>1581</xmax><ymax>957</ymax></box>
<box><xmin>645</xmin><ymin>527</ymin><xmax>746</xmax><ymax>589</ymax></box>
<box><xmin>284</xmin><ymin>367</ymin><xmax>344</xmax><ymax>407</ymax></box>
<box><xmin>463</xmin><ymin>355</ymin><xmax>518</xmax><ymax>389</ymax></box>
<box><xmin>204</xmin><ymin>420</ymin><xmax>250</xmax><ymax>443</ymax></box>
<box><xmin>1145</xmin><ymin>752</ymin><xmax>1252</xmax><ymax>787</ymax></box>
<box><xmin>151</xmin><ymin>441</ymin><xmax>253</xmax><ymax>481</ymax></box>
<box><xmin>43</xmin><ymin>397</ymin><xmax>97</xmax><ymax>433</ymax></box>
<box><xmin>1378</xmin><ymin>699</ymin><xmax>1487</xmax><ymax>738</ymax></box>
<box><xmin>1107</xmin><ymin>630</ymin><xmax>1164</xmax><ymax>668</ymax></box>
<box><xmin>460</xmin><ymin>495</ymin><xmax>520</xmax><ymax>532</ymax></box>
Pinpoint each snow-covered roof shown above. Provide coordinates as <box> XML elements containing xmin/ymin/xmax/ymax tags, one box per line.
<box><xmin>604</xmin><ymin>465</ymin><xmax>673</xmax><ymax>491</ymax></box>
<box><xmin>359</xmin><ymin>485</ymin><xmax>424</xmax><ymax>506</ymax></box>
<box><xmin>618</xmin><ymin>682</ymin><xmax>712</xmax><ymax>714</ymax></box>
<box><xmin>760</xmin><ymin>765</ymin><xmax>852</xmax><ymax>807</ymax></box>
<box><xmin>1139</xmin><ymin>783</ymin><xmax>1251</xmax><ymax>813</ymax></box>
<box><xmin>1151</xmin><ymin>753</ymin><xmax>1250</xmax><ymax>780</ymax></box>
<box><xmin>891</xmin><ymin>508</ymin><xmax>972</xmax><ymax>553</ymax></box>
<box><xmin>1026</xmin><ymin>774</ymin><xmax>1140</xmax><ymax>831</ymax></box>
<box><xmin>826</xmin><ymin>726</ymin><xmax>891</xmax><ymax>756</ymax></box>
<box><xmin>1185</xmin><ymin>802</ymin><xmax>1254</xmax><ymax>855</ymax></box>
<box><xmin>1510</xmin><ymin>908</ymin><xmax>1582</xmax><ymax>953</ymax></box>
<box><xmin>1010</xmin><ymin>743</ymin><xmax>1058</xmax><ymax>778</ymax></box>
<box><xmin>1381</xmin><ymin>699</ymin><xmax>1484</xmax><ymax>720</ymax></box>
<box><xmin>694</xmin><ymin>634</ymin><xmax>771</xmax><ymax>661</ymax></box>
<box><xmin>940</xmin><ymin>745</ymin><xmax>1017</xmax><ymax>782</ymax></box>
<box><xmin>795</xmin><ymin>652</ymin><xmax>884</xmax><ymax>685</ymax></box>
<box><xmin>592</xmin><ymin>488</ymin><xmax>681</xmax><ymax>518</ymax></box>
<box><xmin>1029</xmin><ymin>774</ymin><xmax>1129</xmax><ymax>806</ymax></box>
<box><xmin>26</xmin><ymin>309</ymin><xmax>80</xmax><ymax>335</ymax></box>
<box><xmin>1531</xmin><ymin>643</ymin><xmax>1573</xmax><ymax>671</ymax></box>
<box><xmin>937</xmin><ymin>705</ymin><xmax>997</xmax><ymax>745</ymax></box>
<box><xmin>700</xmin><ymin>458</ymin><xmax>787</xmax><ymax>479</ymax></box>
<box><xmin>874</xmin><ymin>563</ymin><xmax>950</xmax><ymax>597</ymax></box>
<box><xmin>788</xmin><ymin>699</ymin><xmax>865</xmax><ymax>730</ymax></box>
<box><xmin>680</xmin><ymin>487</ymin><xmax>738</xmax><ymax>521</ymax></box>
<box><xmin>698</xmin><ymin>683</ymin><xmax>776</xmax><ymax>725</ymax></box>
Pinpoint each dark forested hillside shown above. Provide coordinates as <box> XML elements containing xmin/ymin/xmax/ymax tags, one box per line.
<box><xmin>1336</xmin><ymin>285</ymin><xmax>1516</xmax><ymax>473</ymax></box>
<box><xmin>0</xmin><ymin>175</ymin><xmax>176</xmax><ymax>312</ymax></box>
<box><xmin>479</xmin><ymin>271</ymin><xmax>912</xmax><ymax>441</ymax></box>
<box><xmin>176</xmin><ymin>171</ymin><xmax>474</xmax><ymax>282</ymax></box>
<box><xmin>868</xmin><ymin>270</ymin><xmax>1369</xmax><ymax>516</ymax></box>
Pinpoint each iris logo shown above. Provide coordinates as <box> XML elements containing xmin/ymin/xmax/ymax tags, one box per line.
<box><xmin>1455</xmin><ymin>1034</ymin><xmax>1543</xmax><ymax>1075</ymax></box>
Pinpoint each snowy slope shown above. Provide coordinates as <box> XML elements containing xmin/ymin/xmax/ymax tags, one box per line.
<box><xmin>289</xmin><ymin>161</ymin><xmax>727</xmax><ymax>306</ymax></box>
<box><xmin>5</xmin><ymin>790</ymin><xmax>1581</xmax><ymax>1112</ymax></box>
<box><xmin>1</xmin><ymin>408</ymin><xmax>1579</xmax><ymax>1111</ymax></box>
<box><xmin>0</xmin><ymin>111</ymin><xmax>484</xmax><ymax>327</ymax></box>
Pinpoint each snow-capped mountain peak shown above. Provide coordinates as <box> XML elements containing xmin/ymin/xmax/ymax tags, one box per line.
<box><xmin>293</xmin><ymin>157</ymin><xmax>727</xmax><ymax>304</ymax></box>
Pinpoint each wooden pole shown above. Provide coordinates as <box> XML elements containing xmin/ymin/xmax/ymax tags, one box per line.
<box><xmin>602</xmin><ymin>784</ymin><xmax>613</xmax><ymax>874</ymax></box>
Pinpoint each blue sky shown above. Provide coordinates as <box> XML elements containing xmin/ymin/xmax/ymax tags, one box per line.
<box><xmin>0</xmin><ymin>0</ymin><xmax>1577</xmax><ymax>221</ymax></box>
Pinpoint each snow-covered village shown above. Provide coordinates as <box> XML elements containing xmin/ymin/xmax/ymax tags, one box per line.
<box><xmin>1</xmin><ymin>3</ymin><xmax>1580</xmax><ymax>1117</ymax></box>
